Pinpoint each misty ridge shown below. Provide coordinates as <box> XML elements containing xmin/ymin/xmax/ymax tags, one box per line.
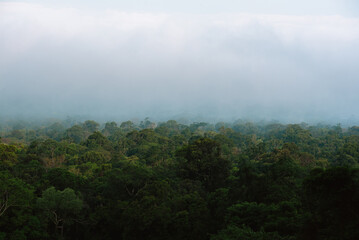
<box><xmin>1</xmin><ymin>117</ymin><xmax>359</xmax><ymax>144</ymax></box>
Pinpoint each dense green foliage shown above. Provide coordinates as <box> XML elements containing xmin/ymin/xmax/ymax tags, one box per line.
<box><xmin>0</xmin><ymin>119</ymin><xmax>358</xmax><ymax>239</ymax></box>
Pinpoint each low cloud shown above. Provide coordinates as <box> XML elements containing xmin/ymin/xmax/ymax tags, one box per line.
<box><xmin>1</xmin><ymin>2</ymin><xmax>359</xmax><ymax>123</ymax></box>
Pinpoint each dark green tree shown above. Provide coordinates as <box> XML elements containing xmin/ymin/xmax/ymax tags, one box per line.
<box><xmin>302</xmin><ymin>167</ymin><xmax>359</xmax><ymax>240</ymax></box>
<box><xmin>176</xmin><ymin>138</ymin><xmax>231</xmax><ymax>192</ymax></box>
<box><xmin>37</xmin><ymin>187</ymin><xmax>83</xmax><ymax>238</ymax></box>
<box><xmin>0</xmin><ymin>171</ymin><xmax>33</xmax><ymax>217</ymax></box>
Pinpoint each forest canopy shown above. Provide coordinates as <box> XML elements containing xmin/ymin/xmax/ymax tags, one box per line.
<box><xmin>0</xmin><ymin>118</ymin><xmax>358</xmax><ymax>239</ymax></box>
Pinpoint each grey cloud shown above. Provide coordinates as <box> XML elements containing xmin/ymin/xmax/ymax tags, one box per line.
<box><xmin>0</xmin><ymin>3</ymin><xmax>359</xmax><ymax>123</ymax></box>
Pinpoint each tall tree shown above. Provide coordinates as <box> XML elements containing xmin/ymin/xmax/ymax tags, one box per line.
<box><xmin>0</xmin><ymin>171</ymin><xmax>33</xmax><ymax>217</ymax></box>
<box><xmin>37</xmin><ymin>187</ymin><xmax>83</xmax><ymax>238</ymax></box>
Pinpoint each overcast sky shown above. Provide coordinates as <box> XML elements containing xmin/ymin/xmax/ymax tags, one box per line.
<box><xmin>1</xmin><ymin>1</ymin><xmax>359</xmax><ymax>123</ymax></box>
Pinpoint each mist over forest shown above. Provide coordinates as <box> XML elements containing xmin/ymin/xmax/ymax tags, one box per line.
<box><xmin>1</xmin><ymin>2</ymin><xmax>359</xmax><ymax>124</ymax></box>
<box><xmin>1</xmin><ymin>1</ymin><xmax>359</xmax><ymax>240</ymax></box>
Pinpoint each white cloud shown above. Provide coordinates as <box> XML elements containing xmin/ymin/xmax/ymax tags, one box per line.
<box><xmin>0</xmin><ymin>2</ymin><xmax>359</xmax><ymax>122</ymax></box>
<box><xmin>1</xmin><ymin>3</ymin><xmax>358</xmax><ymax>54</ymax></box>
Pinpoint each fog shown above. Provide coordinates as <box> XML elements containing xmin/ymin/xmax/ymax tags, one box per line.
<box><xmin>1</xmin><ymin>2</ymin><xmax>359</xmax><ymax>124</ymax></box>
